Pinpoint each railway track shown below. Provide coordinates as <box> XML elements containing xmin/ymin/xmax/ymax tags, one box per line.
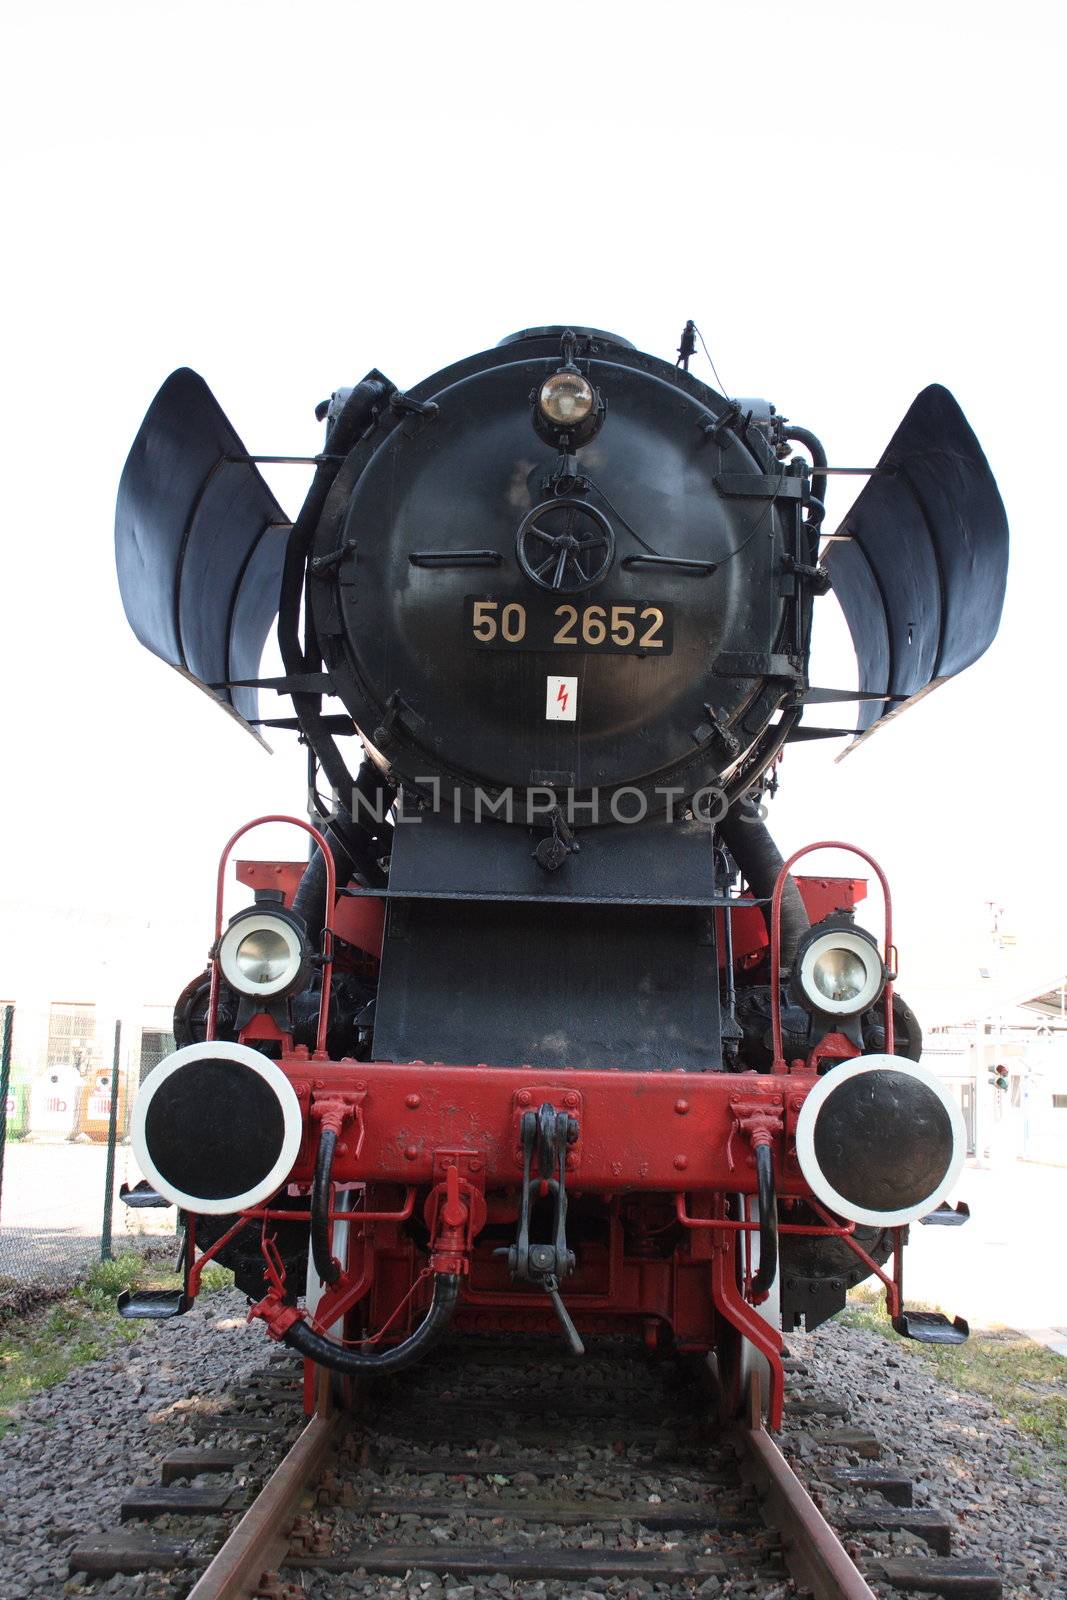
<box><xmin>70</xmin><ymin>1338</ymin><xmax>1004</xmax><ymax>1600</ymax></box>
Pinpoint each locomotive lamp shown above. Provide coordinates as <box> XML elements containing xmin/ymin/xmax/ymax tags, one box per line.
<box><xmin>792</xmin><ymin>922</ymin><xmax>885</xmax><ymax>1017</ymax></box>
<box><xmin>218</xmin><ymin>902</ymin><xmax>311</xmax><ymax>1000</ymax></box>
<box><xmin>539</xmin><ymin>370</ymin><xmax>595</xmax><ymax>426</ymax></box>
<box><xmin>531</xmin><ymin>330</ymin><xmax>605</xmax><ymax>448</ymax></box>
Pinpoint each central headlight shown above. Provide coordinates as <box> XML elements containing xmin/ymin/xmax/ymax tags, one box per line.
<box><xmin>794</xmin><ymin>924</ymin><xmax>885</xmax><ymax>1017</ymax></box>
<box><xmin>218</xmin><ymin>908</ymin><xmax>310</xmax><ymax>999</ymax></box>
<box><xmin>539</xmin><ymin>370</ymin><xmax>595</xmax><ymax>426</ymax></box>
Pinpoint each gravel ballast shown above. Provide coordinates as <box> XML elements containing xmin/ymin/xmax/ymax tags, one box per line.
<box><xmin>0</xmin><ymin>1292</ymin><xmax>1063</xmax><ymax>1599</ymax></box>
<box><xmin>781</xmin><ymin>1319</ymin><xmax>1067</xmax><ymax>1600</ymax></box>
<box><xmin>0</xmin><ymin>1289</ymin><xmax>300</xmax><ymax>1599</ymax></box>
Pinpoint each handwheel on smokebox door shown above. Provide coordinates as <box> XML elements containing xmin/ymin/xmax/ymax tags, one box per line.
<box><xmin>713</xmin><ymin>1194</ymin><xmax>781</xmax><ymax>1422</ymax></box>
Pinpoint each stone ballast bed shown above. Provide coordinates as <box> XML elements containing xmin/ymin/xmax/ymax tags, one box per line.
<box><xmin>0</xmin><ymin>1291</ymin><xmax>1063</xmax><ymax>1599</ymax></box>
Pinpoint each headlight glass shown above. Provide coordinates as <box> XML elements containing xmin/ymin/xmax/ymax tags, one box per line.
<box><xmin>539</xmin><ymin>371</ymin><xmax>594</xmax><ymax>426</ymax></box>
<box><xmin>811</xmin><ymin>947</ymin><xmax>868</xmax><ymax>1005</ymax></box>
<box><xmin>235</xmin><ymin>927</ymin><xmax>293</xmax><ymax>986</ymax></box>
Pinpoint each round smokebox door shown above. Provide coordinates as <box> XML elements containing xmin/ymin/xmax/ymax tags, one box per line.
<box><xmin>795</xmin><ymin>1056</ymin><xmax>966</xmax><ymax>1228</ymax></box>
<box><xmin>132</xmin><ymin>1042</ymin><xmax>303</xmax><ymax>1214</ymax></box>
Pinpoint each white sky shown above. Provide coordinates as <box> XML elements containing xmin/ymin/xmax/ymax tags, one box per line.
<box><xmin>1</xmin><ymin>2</ymin><xmax>1064</xmax><ymax>1019</ymax></box>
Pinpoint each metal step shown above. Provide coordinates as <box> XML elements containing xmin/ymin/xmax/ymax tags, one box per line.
<box><xmin>118</xmin><ymin>1179</ymin><xmax>171</xmax><ymax>1209</ymax></box>
<box><xmin>117</xmin><ymin>1289</ymin><xmax>191</xmax><ymax>1320</ymax></box>
<box><xmin>893</xmin><ymin>1310</ymin><xmax>969</xmax><ymax>1345</ymax></box>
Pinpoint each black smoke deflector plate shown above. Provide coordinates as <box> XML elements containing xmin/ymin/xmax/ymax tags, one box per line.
<box><xmin>115</xmin><ymin>367</ymin><xmax>291</xmax><ymax>739</ymax></box>
<box><xmin>825</xmin><ymin>384</ymin><xmax>1008</xmax><ymax>754</ymax></box>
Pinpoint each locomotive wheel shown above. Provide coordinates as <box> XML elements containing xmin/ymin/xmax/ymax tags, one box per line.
<box><xmin>714</xmin><ymin>1194</ymin><xmax>780</xmax><ymax>1422</ymax></box>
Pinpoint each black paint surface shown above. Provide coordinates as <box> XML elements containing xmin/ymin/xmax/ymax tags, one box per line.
<box><xmin>813</xmin><ymin>1069</ymin><xmax>953</xmax><ymax>1213</ymax></box>
<box><xmin>310</xmin><ymin>331</ymin><xmax>797</xmax><ymax>816</ymax></box>
<box><xmin>144</xmin><ymin>1059</ymin><xmax>285</xmax><ymax>1202</ymax></box>
<box><xmin>825</xmin><ymin>384</ymin><xmax>1008</xmax><ymax>744</ymax></box>
<box><xmin>115</xmin><ymin>368</ymin><xmax>290</xmax><ymax>733</ymax></box>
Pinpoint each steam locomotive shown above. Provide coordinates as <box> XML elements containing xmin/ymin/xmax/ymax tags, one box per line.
<box><xmin>114</xmin><ymin>324</ymin><xmax>1008</xmax><ymax>1424</ymax></box>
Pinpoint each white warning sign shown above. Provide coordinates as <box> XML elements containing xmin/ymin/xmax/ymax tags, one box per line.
<box><xmin>546</xmin><ymin>675</ymin><xmax>577</xmax><ymax>721</ymax></box>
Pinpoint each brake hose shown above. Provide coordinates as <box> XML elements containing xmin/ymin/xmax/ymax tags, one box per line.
<box><xmin>282</xmin><ymin>1273</ymin><xmax>461</xmax><ymax>1374</ymax></box>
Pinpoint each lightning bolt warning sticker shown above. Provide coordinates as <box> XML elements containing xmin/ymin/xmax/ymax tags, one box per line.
<box><xmin>546</xmin><ymin>675</ymin><xmax>577</xmax><ymax>721</ymax></box>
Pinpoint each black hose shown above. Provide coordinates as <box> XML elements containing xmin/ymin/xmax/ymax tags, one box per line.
<box><xmin>293</xmin><ymin>816</ymin><xmax>356</xmax><ymax>948</ymax></box>
<box><xmin>293</xmin><ymin>792</ymin><xmax>393</xmax><ymax>955</ymax></box>
<box><xmin>782</xmin><ymin>425</ymin><xmax>827</xmax><ymax>516</ymax></box>
<box><xmin>310</xmin><ymin>1127</ymin><xmax>341</xmax><ymax>1285</ymax></box>
<box><xmin>279</xmin><ymin>377</ymin><xmax>386</xmax><ymax>680</ymax></box>
<box><xmin>718</xmin><ymin>797</ymin><xmax>810</xmax><ymax>968</ymax></box>
<box><xmin>752</xmin><ymin>1144</ymin><xmax>779</xmax><ymax>1298</ymax></box>
<box><xmin>282</xmin><ymin>1272</ymin><xmax>461</xmax><ymax>1374</ymax></box>
<box><xmin>279</xmin><ymin>377</ymin><xmax>388</xmax><ymax>803</ymax></box>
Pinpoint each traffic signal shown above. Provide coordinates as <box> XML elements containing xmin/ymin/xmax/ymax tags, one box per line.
<box><xmin>988</xmin><ymin>1064</ymin><xmax>1010</xmax><ymax>1092</ymax></box>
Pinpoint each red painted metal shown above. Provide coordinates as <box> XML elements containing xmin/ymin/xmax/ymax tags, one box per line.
<box><xmin>709</xmin><ymin>1195</ymin><xmax>785</xmax><ymax>1429</ymax></box>
<box><xmin>222</xmin><ymin>1057</ymin><xmax>822</xmax><ymax>1398</ymax></box>
<box><xmin>808</xmin><ymin>1199</ymin><xmax>902</xmax><ymax>1319</ymax></box>
<box><xmin>234</xmin><ymin>859</ymin><xmax>305</xmax><ymax>905</ymax></box>
<box><xmin>235</xmin><ymin>859</ymin><xmax>385</xmax><ymax>960</ymax></box>
<box><xmin>238</xmin><ymin>1011</ymin><xmax>293</xmax><ymax>1050</ymax></box>
<box><xmin>208</xmin><ymin>817</ymin><xmax>337</xmax><ymax>1056</ymax></box>
<box><xmin>424</xmin><ymin>1167</ymin><xmax>488</xmax><ymax>1274</ymax></box>
<box><xmin>311</xmin><ymin>1090</ymin><xmax>366</xmax><ymax>1151</ymax></box>
<box><xmin>333</xmin><ymin>894</ymin><xmax>385</xmax><ymax>963</ymax></box>
<box><xmin>768</xmin><ymin>843</ymin><xmax>894</xmax><ymax>1070</ymax></box>
<box><xmin>674</xmin><ymin>1193</ymin><xmax>858</xmax><ymax>1239</ymax></box>
<box><xmin>274</xmin><ymin>1057</ymin><xmax>813</xmax><ymax>1196</ymax></box>
<box><xmin>185</xmin><ymin>824</ymin><xmax>907</xmax><ymax>1426</ymax></box>
<box><xmin>806</xmin><ymin>1030</ymin><xmax>862</xmax><ymax>1073</ymax></box>
<box><xmin>231</xmin><ymin>1193</ymin><xmax>418</xmax><ymax>1225</ymax></box>
<box><xmin>723</xmin><ymin>875</ymin><xmax>868</xmax><ymax>966</ymax></box>
<box><xmin>187</xmin><ymin>1214</ymin><xmax>248</xmax><ymax>1296</ymax></box>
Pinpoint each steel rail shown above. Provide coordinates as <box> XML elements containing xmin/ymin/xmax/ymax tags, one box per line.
<box><xmin>739</xmin><ymin>1374</ymin><xmax>877</xmax><ymax>1600</ymax></box>
<box><xmin>184</xmin><ymin>1364</ymin><xmax>875</xmax><ymax>1600</ymax></box>
<box><xmin>184</xmin><ymin>1400</ymin><xmax>340</xmax><ymax>1600</ymax></box>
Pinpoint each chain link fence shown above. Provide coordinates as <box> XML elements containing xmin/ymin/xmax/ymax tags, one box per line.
<box><xmin>0</xmin><ymin>1002</ymin><xmax>177</xmax><ymax>1309</ymax></box>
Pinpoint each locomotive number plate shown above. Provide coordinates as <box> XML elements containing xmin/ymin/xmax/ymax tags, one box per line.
<box><xmin>465</xmin><ymin>597</ymin><xmax>673</xmax><ymax>655</ymax></box>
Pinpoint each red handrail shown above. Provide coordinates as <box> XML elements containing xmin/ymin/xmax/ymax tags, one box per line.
<box><xmin>769</xmin><ymin>841</ymin><xmax>894</xmax><ymax>1070</ymax></box>
<box><xmin>674</xmin><ymin>1193</ymin><xmax>857</xmax><ymax>1237</ymax></box>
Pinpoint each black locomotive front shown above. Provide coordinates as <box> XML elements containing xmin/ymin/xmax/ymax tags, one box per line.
<box><xmin>309</xmin><ymin>325</ymin><xmax>813</xmax><ymax>821</ymax></box>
